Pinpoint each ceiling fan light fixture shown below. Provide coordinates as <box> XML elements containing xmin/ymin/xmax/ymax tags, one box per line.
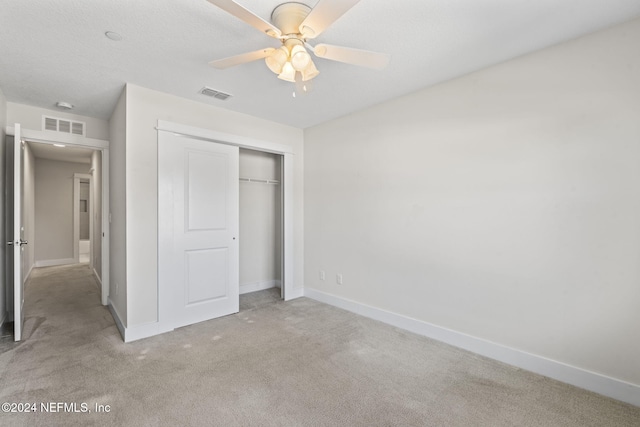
<box><xmin>301</xmin><ymin>60</ymin><xmax>320</xmax><ymax>81</ymax></box>
<box><xmin>265</xmin><ymin>46</ymin><xmax>288</xmax><ymax>74</ymax></box>
<box><xmin>300</xmin><ymin>25</ymin><xmax>315</xmax><ymax>38</ymax></box>
<box><xmin>290</xmin><ymin>45</ymin><xmax>311</xmax><ymax>71</ymax></box>
<box><xmin>314</xmin><ymin>44</ymin><xmax>328</xmax><ymax>57</ymax></box>
<box><xmin>206</xmin><ymin>1</ymin><xmax>389</xmax><ymax>91</ymax></box>
<box><xmin>277</xmin><ymin>61</ymin><xmax>297</xmax><ymax>82</ymax></box>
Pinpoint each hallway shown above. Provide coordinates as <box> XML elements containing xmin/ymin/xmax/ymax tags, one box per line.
<box><xmin>0</xmin><ymin>264</ymin><xmax>112</xmax><ymax>352</ymax></box>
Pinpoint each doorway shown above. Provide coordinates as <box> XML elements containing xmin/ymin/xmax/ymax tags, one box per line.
<box><xmin>5</xmin><ymin>123</ymin><xmax>110</xmax><ymax>341</ymax></box>
<box><xmin>74</xmin><ymin>174</ymin><xmax>93</xmax><ymax>265</ymax></box>
<box><xmin>239</xmin><ymin>148</ymin><xmax>283</xmax><ymax>298</ymax></box>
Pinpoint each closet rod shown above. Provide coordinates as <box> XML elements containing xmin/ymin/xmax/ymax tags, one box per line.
<box><xmin>239</xmin><ymin>177</ymin><xmax>280</xmax><ymax>185</ymax></box>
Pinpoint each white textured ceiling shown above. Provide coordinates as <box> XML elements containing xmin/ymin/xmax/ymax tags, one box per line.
<box><xmin>1</xmin><ymin>0</ymin><xmax>639</xmax><ymax>129</ymax></box>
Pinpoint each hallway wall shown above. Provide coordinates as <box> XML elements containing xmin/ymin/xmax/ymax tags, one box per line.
<box><xmin>0</xmin><ymin>88</ymin><xmax>6</xmax><ymax>326</ymax></box>
<box><xmin>22</xmin><ymin>143</ymin><xmax>35</xmax><ymax>280</ymax></box>
<box><xmin>34</xmin><ymin>158</ymin><xmax>90</xmax><ymax>265</ymax></box>
<box><xmin>7</xmin><ymin>102</ymin><xmax>109</xmax><ymax>140</ymax></box>
<box><xmin>108</xmin><ymin>89</ymin><xmax>127</xmax><ymax>325</ymax></box>
<box><xmin>91</xmin><ymin>150</ymin><xmax>102</xmax><ymax>279</ymax></box>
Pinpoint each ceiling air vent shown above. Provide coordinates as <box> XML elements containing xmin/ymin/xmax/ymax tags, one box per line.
<box><xmin>59</xmin><ymin>120</ymin><xmax>71</xmax><ymax>133</ymax></box>
<box><xmin>200</xmin><ymin>87</ymin><xmax>232</xmax><ymax>101</ymax></box>
<box><xmin>42</xmin><ymin>116</ymin><xmax>86</xmax><ymax>136</ymax></box>
<box><xmin>71</xmin><ymin>122</ymin><xmax>84</xmax><ymax>135</ymax></box>
<box><xmin>44</xmin><ymin>117</ymin><xmax>57</xmax><ymax>131</ymax></box>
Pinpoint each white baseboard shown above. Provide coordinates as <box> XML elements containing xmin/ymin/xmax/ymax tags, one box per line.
<box><xmin>285</xmin><ymin>286</ymin><xmax>304</xmax><ymax>301</ymax></box>
<box><xmin>303</xmin><ymin>288</ymin><xmax>640</xmax><ymax>407</ymax></box>
<box><xmin>35</xmin><ymin>258</ymin><xmax>75</xmax><ymax>268</ymax></box>
<box><xmin>110</xmin><ymin>279</ymin><xmax>290</xmax><ymax>343</ymax></box>
<box><xmin>107</xmin><ymin>299</ymin><xmax>171</xmax><ymax>343</ymax></box>
<box><xmin>93</xmin><ymin>268</ymin><xmax>102</xmax><ymax>290</ymax></box>
<box><xmin>23</xmin><ymin>264</ymin><xmax>34</xmax><ymax>285</ymax></box>
<box><xmin>107</xmin><ymin>299</ymin><xmax>126</xmax><ymax>341</ymax></box>
<box><xmin>122</xmin><ymin>321</ymin><xmax>166</xmax><ymax>343</ymax></box>
<box><xmin>240</xmin><ymin>279</ymin><xmax>281</xmax><ymax>295</ymax></box>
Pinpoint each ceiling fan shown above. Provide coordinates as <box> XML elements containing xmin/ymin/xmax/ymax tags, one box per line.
<box><xmin>206</xmin><ymin>0</ymin><xmax>390</xmax><ymax>92</ymax></box>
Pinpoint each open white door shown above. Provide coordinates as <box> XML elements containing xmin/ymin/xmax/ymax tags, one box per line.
<box><xmin>159</xmin><ymin>132</ymin><xmax>239</xmax><ymax>329</ymax></box>
<box><xmin>11</xmin><ymin>124</ymin><xmax>25</xmax><ymax>341</ymax></box>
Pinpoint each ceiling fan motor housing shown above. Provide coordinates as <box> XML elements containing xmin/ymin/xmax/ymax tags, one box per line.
<box><xmin>271</xmin><ymin>2</ymin><xmax>312</xmax><ymax>36</ymax></box>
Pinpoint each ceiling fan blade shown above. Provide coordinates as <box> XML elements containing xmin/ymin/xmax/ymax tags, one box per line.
<box><xmin>209</xmin><ymin>48</ymin><xmax>275</xmax><ymax>69</ymax></box>
<box><xmin>298</xmin><ymin>0</ymin><xmax>361</xmax><ymax>39</ymax></box>
<box><xmin>313</xmin><ymin>44</ymin><xmax>390</xmax><ymax>69</ymax></box>
<box><xmin>206</xmin><ymin>0</ymin><xmax>282</xmax><ymax>38</ymax></box>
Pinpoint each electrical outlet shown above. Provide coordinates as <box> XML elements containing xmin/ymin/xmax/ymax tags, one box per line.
<box><xmin>115</xmin><ymin>282</ymin><xmax>119</xmax><ymax>295</ymax></box>
<box><xmin>319</xmin><ymin>270</ymin><xmax>326</xmax><ymax>281</ymax></box>
<box><xmin>336</xmin><ymin>274</ymin><xmax>343</xmax><ymax>285</ymax></box>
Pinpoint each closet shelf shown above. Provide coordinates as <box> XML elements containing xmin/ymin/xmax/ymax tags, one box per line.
<box><xmin>239</xmin><ymin>177</ymin><xmax>280</xmax><ymax>185</ymax></box>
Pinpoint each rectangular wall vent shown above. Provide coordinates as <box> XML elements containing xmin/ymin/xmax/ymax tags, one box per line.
<box><xmin>44</xmin><ymin>117</ymin><xmax>57</xmax><ymax>131</ymax></box>
<box><xmin>42</xmin><ymin>115</ymin><xmax>86</xmax><ymax>136</ymax></box>
<box><xmin>200</xmin><ymin>87</ymin><xmax>232</xmax><ymax>101</ymax></box>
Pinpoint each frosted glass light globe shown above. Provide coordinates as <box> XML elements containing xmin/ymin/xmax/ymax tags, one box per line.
<box><xmin>265</xmin><ymin>47</ymin><xmax>288</xmax><ymax>74</ymax></box>
<box><xmin>290</xmin><ymin>45</ymin><xmax>311</xmax><ymax>71</ymax></box>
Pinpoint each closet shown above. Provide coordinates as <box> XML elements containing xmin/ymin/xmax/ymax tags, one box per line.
<box><xmin>239</xmin><ymin>148</ymin><xmax>282</xmax><ymax>297</ymax></box>
<box><xmin>157</xmin><ymin>127</ymin><xmax>292</xmax><ymax>335</ymax></box>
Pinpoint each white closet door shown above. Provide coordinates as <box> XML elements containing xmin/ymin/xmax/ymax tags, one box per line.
<box><xmin>159</xmin><ymin>132</ymin><xmax>239</xmax><ymax>329</ymax></box>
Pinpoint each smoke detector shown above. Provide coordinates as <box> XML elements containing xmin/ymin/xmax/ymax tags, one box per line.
<box><xmin>56</xmin><ymin>101</ymin><xmax>74</xmax><ymax>110</ymax></box>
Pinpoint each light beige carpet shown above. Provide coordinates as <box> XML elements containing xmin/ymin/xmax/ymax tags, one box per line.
<box><xmin>0</xmin><ymin>264</ymin><xmax>638</xmax><ymax>426</ymax></box>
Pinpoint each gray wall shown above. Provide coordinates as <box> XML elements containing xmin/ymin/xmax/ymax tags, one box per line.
<box><xmin>108</xmin><ymin>88</ymin><xmax>127</xmax><ymax>325</ymax></box>
<box><xmin>239</xmin><ymin>149</ymin><xmax>282</xmax><ymax>289</ymax></box>
<box><xmin>91</xmin><ymin>150</ymin><xmax>102</xmax><ymax>279</ymax></box>
<box><xmin>34</xmin><ymin>158</ymin><xmax>90</xmax><ymax>263</ymax></box>
<box><xmin>122</xmin><ymin>84</ymin><xmax>303</xmax><ymax>327</ymax></box>
<box><xmin>6</xmin><ymin>102</ymin><xmax>109</xmax><ymax>140</ymax></box>
<box><xmin>22</xmin><ymin>143</ymin><xmax>35</xmax><ymax>278</ymax></box>
<box><xmin>0</xmin><ymin>88</ymin><xmax>6</xmax><ymax>326</ymax></box>
<box><xmin>304</xmin><ymin>18</ymin><xmax>640</xmax><ymax>386</ymax></box>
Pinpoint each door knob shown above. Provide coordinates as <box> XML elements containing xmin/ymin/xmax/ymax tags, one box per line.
<box><xmin>19</xmin><ymin>240</ymin><xmax>28</xmax><ymax>246</ymax></box>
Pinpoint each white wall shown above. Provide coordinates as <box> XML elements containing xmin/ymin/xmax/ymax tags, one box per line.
<box><xmin>0</xmin><ymin>88</ymin><xmax>6</xmax><ymax>326</ymax></box>
<box><xmin>304</xmin><ymin>17</ymin><xmax>640</xmax><ymax>388</ymax></box>
<box><xmin>34</xmin><ymin>158</ymin><xmax>90</xmax><ymax>264</ymax></box>
<box><xmin>22</xmin><ymin>143</ymin><xmax>35</xmax><ymax>278</ymax></box>
<box><xmin>124</xmin><ymin>84</ymin><xmax>303</xmax><ymax>327</ymax></box>
<box><xmin>7</xmin><ymin>103</ymin><xmax>109</xmax><ymax>140</ymax></box>
<box><xmin>108</xmin><ymin>88</ymin><xmax>127</xmax><ymax>325</ymax></box>
<box><xmin>91</xmin><ymin>150</ymin><xmax>102</xmax><ymax>278</ymax></box>
<box><xmin>239</xmin><ymin>149</ymin><xmax>282</xmax><ymax>290</ymax></box>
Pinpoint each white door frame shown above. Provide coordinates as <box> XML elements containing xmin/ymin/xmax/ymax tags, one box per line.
<box><xmin>73</xmin><ymin>173</ymin><xmax>92</xmax><ymax>265</ymax></box>
<box><xmin>10</xmin><ymin>124</ymin><xmax>25</xmax><ymax>340</ymax></box>
<box><xmin>6</xmin><ymin>126</ymin><xmax>111</xmax><ymax>306</ymax></box>
<box><xmin>156</xmin><ymin>120</ymin><xmax>296</xmax><ymax>333</ymax></box>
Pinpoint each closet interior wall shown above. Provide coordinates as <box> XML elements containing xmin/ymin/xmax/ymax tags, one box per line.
<box><xmin>239</xmin><ymin>148</ymin><xmax>282</xmax><ymax>295</ymax></box>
